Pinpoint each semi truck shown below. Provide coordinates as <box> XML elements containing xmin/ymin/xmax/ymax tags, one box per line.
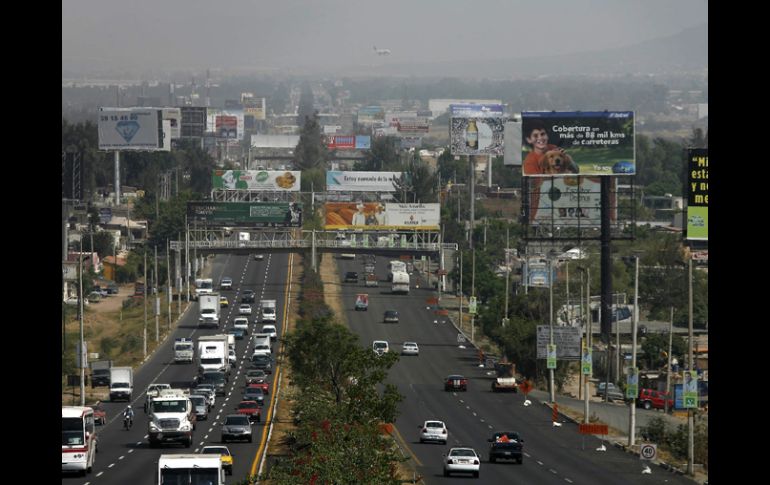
<box><xmin>387</xmin><ymin>260</ymin><xmax>407</xmax><ymax>281</ymax></box>
<box><xmin>391</xmin><ymin>271</ymin><xmax>410</xmax><ymax>294</ymax></box>
<box><xmin>147</xmin><ymin>389</ymin><xmax>195</xmax><ymax>448</ymax></box>
<box><xmin>173</xmin><ymin>338</ymin><xmax>194</xmax><ymax>364</ymax></box>
<box><xmin>157</xmin><ymin>454</ymin><xmax>225</xmax><ymax>485</ymax></box>
<box><xmin>198</xmin><ymin>293</ymin><xmax>221</xmax><ymax>328</ymax></box>
<box><xmin>197</xmin><ymin>335</ymin><xmax>229</xmax><ymax>374</ymax></box>
<box><xmin>193</xmin><ymin>278</ymin><xmax>214</xmax><ymax>301</ymax></box>
<box><xmin>109</xmin><ymin>367</ymin><xmax>133</xmax><ymax>401</ymax></box>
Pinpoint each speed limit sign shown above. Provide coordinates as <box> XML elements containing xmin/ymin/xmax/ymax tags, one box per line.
<box><xmin>640</xmin><ymin>443</ymin><xmax>657</xmax><ymax>461</ymax></box>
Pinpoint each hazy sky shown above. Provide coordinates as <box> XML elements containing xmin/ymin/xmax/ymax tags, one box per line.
<box><xmin>62</xmin><ymin>0</ymin><xmax>708</xmax><ymax>73</ymax></box>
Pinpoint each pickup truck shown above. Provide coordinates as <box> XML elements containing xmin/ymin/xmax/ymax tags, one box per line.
<box><xmin>488</xmin><ymin>431</ymin><xmax>524</xmax><ymax>464</ymax></box>
<box><xmin>355</xmin><ymin>294</ymin><xmax>368</xmax><ymax>311</ymax></box>
<box><xmin>491</xmin><ymin>362</ymin><xmax>518</xmax><ymax>392</ymax></box>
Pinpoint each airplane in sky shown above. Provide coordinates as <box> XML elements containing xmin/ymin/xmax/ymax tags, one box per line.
<box><xmin>373</xmin><ymin>46</ymin><xmax>391</xmax><ymax>56</ymax></box>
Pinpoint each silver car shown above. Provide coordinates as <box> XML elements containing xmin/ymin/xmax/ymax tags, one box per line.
<box><xmin>221</xmin><ymin>414</ymin><xmax>252</xmax><ymax>443</ymax></box>
<box><xmin>189</xmin><ymin>394</ymin><xmax>209</xmax><ymax>421</ymax></box>
<box><xmin>402</xmin><ymin>342</ymin><xmax>419</xmax><ymax>356</ymax></box>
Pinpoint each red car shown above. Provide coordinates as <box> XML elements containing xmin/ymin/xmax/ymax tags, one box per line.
<box><xmin>90</xmin><ymin>404</ymin><xmax>107</xmax><ymax>425</ymax></box>
<box><xmin>246</xmin><ymin>380</ymin><xmax>269</xmax><ymax>395</ymax></box>
<box><xmin>637</xmin><ymin>389</ymin><xmax>674</xmax><ymax>411</ymax></box>
<box><xmin>444</xmin><ymin>375</ymin><xmax>468</xmax><ymax>392</ymax></box>
<box><xmin>237</xmin><ymin>400</ymin><xmax>261</xmax><ymax>423</ymax></box>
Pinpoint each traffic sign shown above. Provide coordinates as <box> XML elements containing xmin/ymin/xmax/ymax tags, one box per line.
<box><xmin>457</xmin><ymin>333</ymin><xmax>466</xmax><ymax>343</ymax></box>
<box><xmin>640</xmin><ymin>443</ymin><xmax>657</xmax><ymax>461</ymax></box>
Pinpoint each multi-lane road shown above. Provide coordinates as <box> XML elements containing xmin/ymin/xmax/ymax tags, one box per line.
<box><xmin>63</xmin><ymin>252</ymin><xmax>292</xmax><ymax>484</ymax></box>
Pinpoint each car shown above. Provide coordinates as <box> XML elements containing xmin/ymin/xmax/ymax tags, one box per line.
<box><xmin>401</xmin><ymin>342</ymin><xmax>419</xmax><ymax>356</ymax></box>
<box><xmin>233</xmin><ymin>317</ymin><xmax>250</xmax><ymax>332</ymax></box>
<box><xmin>189</xmin><ymin>394</ymin><xmax>209</xmax><ymax>421</ymax></box>
<box><xmin>372</xmin><ymin>340</ymin><xmax>389</xmax><ymax>355</ymax></box>
<box><xmin>444</xmin><ymin>447</ymin><xmax>480</xmax><ymax>478</ymax></box>
<box><xmin>245</xmin><ymin>377</ymin><xmax>269</xmax><ymax>395</ymax></box>
<box><xmin>261</xmin><ymin>325</ymin><xmax>277</xmax><ymax>340</ymax></box>
<box><xmin>596</xmin><ymin>382</ymin><xmax>626</xmax><ymax>402</ymax></box>
<box><xmin>221</xmin><ymin>414</ymin><xmax>252</xmax><ymax>443</ymax></box>
<box><xmin>253</xmin><ymin>254</ymin><xmax>265</xmax><ymax>261</ymax></box>
<box><xmin>245</xmin><ymin>369</ymin><xmax>268</xmax><ymax>386</ymax></box>
<box><xmin>355</xmin><ymin>294</ymin><xmax>369</xmax><ymax>311</ymax></box>
<box><xmin>199</xmin><ymin>371</ymin><xmax>228</xmax><ymax>396</ymax></box>
<box><xmin>228</xmin><ymin>327</ymin><xmax>246</xmax><ymax>340</ymax></box>
<box><xmin>445</xmin><ymin>375</ymin><xmax>468</xmax><ymax>392</ymax></box>
<box><xmin>64</xmin><ymin>296</ymin><xmax>88</xmax><ymax>306</ymax></box>
<box><xmin>90</xmin><ymin>403</ymin><xmax>106</xmax><ymax>425</ymax></box>
<box><xmin>419</xmin><ymin>420</ymin><xmax>448</xmax><ymax>444</ymax></box>
<box><xmin>228</xmin><ymin>349</ymin><xmax>237</xmax><ymax>368</ymax></box>
<box><xmin>91</xmin><ymin>368</ymin><xmax>111</xmax><ymax>388</ymax></box>
<box><xmin>219</xmin><ymin>295</ymin><xmax>229</xmax><ymax>308</ymax></box>
<box><xmin>250</xmin><ymin>354</ymin><xmax>273</xmax><ymax>374</ymax></box>
<box><xmin>344</xmin><ymin>271</ymin><xmax>359</xmax><ymax>283</ymax></box>
<box><xmin>238</xmin><ymin>304</ymin><xmax>252</xmax><ymax>315</ymax></box>
<box><xmin>243</xmin><ymin>386</ymin><xmax>266</xmax><ymax>406</ymax></box>
<box><xmin>488</xmin><ymin>431</ymin><xmax>524</xmax><ymax>464</ymax></box>
<box><xmin>241</xmin><ymin>290</ymin><xmax>256</xmax><ymax>303</ymax></box>
<box><xmin>201</xmin><ymin>445</ymin><xmax>233</xmax><ymax>476</ymax></box>
<box><xmin>237</xmin><ymin>400</ymin><xmax>262</xmax><ymax>423</ymax></box>
<box><xmin>340</xmin><ymin>253</ymin><xmax>356</xmax><ymax>260</ymax></box>
<box><xmin>220</xmin><ymin>277</ymin><xmax>233</xmax><ymax>290</ymax></box>
<box><xmin>261</xmin><ymin>306</ymin><xmax>276</xmax><ymax>322</ymax></box>
<box><xmin>193</xmin><ymin>385</ymin><xmax>216</xmax><ymax>409</ymax></box>
<box><xmin>383</xmin><ymin>310</ymin><xmax>399</xmax><ymax>323</ymax></box>
<box><xmin>637</xmin><ymin>388</ymin><xmax>674</xmax><ymax>411</ymax></box>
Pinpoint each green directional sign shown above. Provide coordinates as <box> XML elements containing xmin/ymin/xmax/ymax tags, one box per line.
<box><xmin>187</xmin><ymin>202</ymin><xmax>302</xmax><ymax>227</ymax></box>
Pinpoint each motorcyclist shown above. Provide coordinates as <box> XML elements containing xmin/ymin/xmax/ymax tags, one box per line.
<box><xmin>123</xmin><ymin>405</ymin><xmax>134</xmax><ymax>429</ymax></box>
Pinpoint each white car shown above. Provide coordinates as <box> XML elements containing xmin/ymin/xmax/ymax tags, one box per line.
<box><xmin>233</xmin><ymin>317</ymin><xmax>250</xmax><ymax>332</ymax></box>
<box><xmin>261</xmin><ymin>325</ymin><xmax>277</xmax><ymax>340</ymax></box>
<box><xmin>261</xmin><ymin>307</ymin><xmax>276</xmax><ymax>323</ymax></box>
<box><xmin>253</xmin><ymin>254</ymin><xmax>265</xmax><ymax>261</ymax></box>
<box><xmin>401</xmin><ymin>342</ymin><xmax>419</xmax><ymax>356</ymax></box>
<box><xmin>372</xmin><ymin>340</ymin><xmax>389</xmax><ymax>355</ymax></box>
<box><xmin>228</xmin><ymin>349</ymin><xmax>237</xmax><ymax>367</ymax></box>
<box><xmin>419</xmin><ymin>420</ymin><xmax>447</xmax><ymax>444</ymax></box>
<box><xmin>444</xmin><ymin>447</ymin><xmax>481</xmax><ymax>478</ymax></box>
<box><xmin>238</xmin><ymin>304</ymin><xmax>252</xmax><ymax>316</ymax></box>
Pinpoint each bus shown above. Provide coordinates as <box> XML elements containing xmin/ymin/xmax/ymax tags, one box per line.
<box><xmin>62</xmin><ymin>406</ymin><xmax>98</xmax><ymax>476</ymax></box>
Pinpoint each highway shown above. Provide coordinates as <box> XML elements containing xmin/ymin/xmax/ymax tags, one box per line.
<box><xmin>62</xmin><ymin>251</ymin><xmax>292</xmax><ymax>484</ymax></box>
<box><xmin>334</xmin><ymin>255</ymin><xmax>696</xmax><ymax>484</ymax></box>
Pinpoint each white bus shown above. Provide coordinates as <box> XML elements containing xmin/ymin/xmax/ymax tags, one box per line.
<box><xmin>62</xmin><ymin>406</ymin><xmax>97</xmax><ymax>476</ymax></box>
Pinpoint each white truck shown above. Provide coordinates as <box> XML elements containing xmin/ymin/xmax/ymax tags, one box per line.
<box><xmin>260</xmin><ymin>299</ymin><xmax>277</xmax><ymax>323</ymax></box>
<box><xmin>108</xmin><ymin>367</ymin><xmax>133</xmax><ymax>401</ymax></box>
<box><xmin>174</xmin><ymin>338</ymin><xmax>194</xmax><ymax>364</ymax></box>
<box><xmin>252</xmin><ymin>334</ymin><xmax>272</xmax><ymax>357</ymax></box>
<box><xmin>157</xmin><ymin>454</ymin><xmax>225</xmax><ymax>485</ymax></box>
<box><xmin>193</xmin><ymin>278</ymin><xmax>213</xmax><ymax>301</ymax></box>
<box><xmin>148</xmin><ymin>389</ymin><xmax>195</xmax><ymax>448</ymax></box>
<box><xmin>387</xmin><ymin>260</ymin><xmax>407</xmax><ymax>281</ymax></box>
<box><xmin>197</xmin><ymin>335</ymin><xmax>229</xmax><ymax>374</ymax></box>
<box><xmin>391</xmin><ymin>271</ymin><xmax>410</xmax><ymax>295</ymax></box>
<box><xmin>198</xmin><ymin>293</ymin><xmax>221</xmax><ymax>328</ymax></box>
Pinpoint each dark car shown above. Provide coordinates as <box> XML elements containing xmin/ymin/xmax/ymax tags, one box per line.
<box><xmin>199</xmin><ymin>371</ymin><xmax>228</xmax><ymax>396</ymax></box>
<box><xmin>344</xmin><ymin>271</ymin><xmax>359</xmax><ymax>283</ymax></box>
<box><xmin>250</xmin><ymin>354</ymin><xmax>273</xmax><ymax>374</ymax></box>
<box><xmin>488</xmin><ymin>431</ymin><xmax>524</xmax><ymax>464</ymax></box>
<box><xmin>243</xmin><ymin>386</ymin><xmax>266</xmax><ymax>407</ymax></box>
<box><xmin>237</xmin><ymin>400</ymin><xmax>262</xmax><ymax>423</ymax></box>
<box><xmin>241</xmin><ymin>290</ymin><xmax>256</xmax><ymax>303</ymax></box>
<box><xmin>383</xmin><ymin>310</ymin><xmax>399</xmax><ymax>323</ymax></box>
<box><xmin>228</xmin><ymin>327</ymin><xmax>246</xmax><ymax>340</ymax></box>
<box><xmin>444</xmin><ymin>375</ymin><xmax>468</xmax><ymax>392</ymax></box>
<box><xmin>91</xmin><ymin>369</ymin><xmax>111</xmax><ymax>388</ymax></box>
<box><xmin>221</xmin><ymin>414</ymin><xmax>252</xmax><ymax>443</ymax></box>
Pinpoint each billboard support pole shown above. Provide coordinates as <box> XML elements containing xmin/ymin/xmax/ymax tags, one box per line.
<box><xmin>311</xmin><ymin>230</ymin><xmax>317</xmax><ymax>272</ymax></box>
<box><xmin>600</xmin><ymin>177</ymin><xmax>612</xmax><ymax>402</ymax></box>
<box><xmin>114</xmin><ymin>151</ymin><xmax>121</xmax><ymax>206</ymax></box>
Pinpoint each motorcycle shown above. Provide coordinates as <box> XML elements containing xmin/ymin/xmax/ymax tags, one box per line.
<box><xmin>123</xmin><ymin>414</ymin><xmax>133</xmax><ymax>430</ymax></box>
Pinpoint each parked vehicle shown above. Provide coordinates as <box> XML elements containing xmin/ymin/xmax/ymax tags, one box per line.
<box><xmin>596</xmin><ymin>382</ymin><xmax>626</xmax><ymax>402</ymax></box>
<box><xmin>637</xmin><ymin>388</ymin><xmax>674</xmax><ymax>410</ymax></box>
<box><xmin>90</xmin><ymin>360</ymin><xmax>113</xmax><ymax>388</ymax></box>
<box><xmin>488</xmin><ymin>431</ymin><xmax>524</xmax><ymax>464</ymax></box>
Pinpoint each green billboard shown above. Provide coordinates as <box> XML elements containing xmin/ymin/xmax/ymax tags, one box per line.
<box><xmin>187</xmin><ymin>202</ymin><xmax>302</xmax><ymax>227</ymax></box>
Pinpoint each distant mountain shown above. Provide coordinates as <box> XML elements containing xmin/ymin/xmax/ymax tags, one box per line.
<box><xmin>333</xmin><ymin>23</ymin><xmax>708</xmax><ymax>79</ymax></box>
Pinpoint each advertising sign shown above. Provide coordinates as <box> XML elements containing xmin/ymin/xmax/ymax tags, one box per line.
<box><xmin>581</xmin><ymin>345</ymin><xmax>592</xmax><ymax>375</ymax></box>
<box><xmin>683</xmin><ymin>371</ymin><xmax>699</xmax><ymax>409</ymax></box>
<box><xmin>546</xmin><ymin>344</ymin><xmax>557</xmax><ymax>369</ymax></box>
<box><xmin>98</xmin><ymin>108</ymin><xmax>163</xmax><ymax>150</ymax></box>
<box><xmin>468</xmin><ymin>297</ymin><xmax>477</xmax><ymax>315</ymax></box>
<box><xmin>685</xmin><ymin>148</ymin><xmax>708</xmax><ymax>241</ymax></box>
<box><xmin>187</xmin><ymin>202</ymin><xmax>302</xmax><ymax>227</ymax></box>
<box><xmin>521</xmin><ymin>111</ymin><xmax>635</xmax><ymax>177</ymax></box>
<box><xmin>523</xmin><ymin>257</ymin><xmax>554</xmax><ymax>288</ymax></box>
<box><xmin>216</xmin><ymin>115</ymin><xmax>238</xmax><ymax>138</ymax></box>
<box><xmin>99</xmin><ymin>207</ymin><xmax>113</xmax><ymax>225</ymax></box>
<box><xmin>504</xmin><ymin>120</ymin><xmax>522</xmax><ymax>166</ymax></box>
<box><xmin>324</xmin><ymin>202</ymin><xmax>440</xmax><ymax>230</ymax></box>
<box><xmin>357</xmin><ymin>106</ymin><xmax>385</xmax><ymax>124</ymax></box>
<box><xmin>162</xmin><ymin>108</ymin><xmax>181</xmax><ymax>139</ymax></box>
<box><xmin>528</xmin><ymin>176</ymin><xmax>608</xmax><ymax>226</ymax></box>
<box><xmin>326</xmin><ymin>171</ymin><xmax>402</xmax><ymax>192</ymax></box>
<box><xmin>355</xmin><ymin>136</ymin><xmax>371</xmax><ymax>149</ymax></box>
<box><xmin>397</xmin><ymin>119</ymin><xmax>430</xmax><ymax>133</ymax></box>
<box><xmin>180</xmin><ymin>107</ymin><xmax>207</xmax><ymax>138</ymax></box>
<box><xmin>450</xmin><ymin>117</ymin><xmax>505</xmax><ymax>155</ymax></box>
<box><xmin>326</xmin><ymin>135</ymin><xmax>355</xmax><ymax>150</ymax></box>
<box><xmin>323</xmin><ymin>125</ymin><xmax>342</xmax><ymax>134</ymax></box>
<box><xmin>536</xmin><ymin>326</ymin><xmax>581</xmax><ymax>360</ymax></box>
<box><xmin>243</xmin><ymin>96</ymin><xmax>266</xmax><ymax>120</ymax></box>
<box><xmin>212</xmin><ymin>170</ymin><xmax>301</xmax><ymax>191</ymax></box>
<box><xmin>626</xmin><ymin>367</ymin><xmax>639</xmax><ymax>399</ymax></box>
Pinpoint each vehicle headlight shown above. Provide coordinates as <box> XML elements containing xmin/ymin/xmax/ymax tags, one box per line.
<box><xmin>181</xmin><ymin>423</ymin><xmax>191</xmax><ymax>431</ymax></box>
<box><xmin>149</xmin><ymin>421</ymin><xmax>161</xmax><ymax>432</ymax></box>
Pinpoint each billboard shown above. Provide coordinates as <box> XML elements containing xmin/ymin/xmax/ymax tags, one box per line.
<box><xmin>162</xmin><ymin>108</ymin><xmax>181</xmax><ymax>139</ymax></box>
<box><xmin>187</xmin><ymin>202</ymin><xmax>302</xmax><ymax>227</ymax></box>
<box><xmin>503</xmin><ymin>120</ymin><xmax>522</xmax><ymax>166</ymax></box>
<box><xmin>355</xmin><ymin>136</ymin><xmax>371</xmax><ymax>149</ymax></box>
<box><xmin>216</xmin><ymin>115</ymin><xmax>238</xmax><ymax>138</ymax></box>
<box><xmin>326</xmin><ymin>135</ymin><xmax>355</xmax><ymax>149</ymax></box>
<box><xmin>212</xmin><ymin>170</ymin><xmax>301</xmax><ymax>191</ymax></box>
<box><xmin>523</xmin><ymin>257</ymin><xmax>556</xmax><ymax>287</ymax></box>
<box><xmin>528</xmin><ymin>176</ymin><xmax>610</xmax><ymax>226</ymax></box>
<box><xmin>98</xmin><ymin>108</ymin><xmax>163</xmax><ymax>151</ymax></box>
<box><xmin>324</xmin><ymin>202</ymin><xmax>440</xmax><ymax>230</ymax></box>
<box><xmin>243</xmin><ymin>96</ymin><xmax>266</xmax><ymax>120</ymax></box>
<box><xmin>397</xmin><ymin>118</ymin><xmax>430</xmax><ymax>133</ymax></box>
<box><xmin>180</xmin><ymin>107</ymin><xmax>207</xmax><ymax>138</ymax></box>
<box><xmin>326</xmin><ymin>171</ymin><xmax>402</xmax><ymax>192</ymax></box>
<box><xmin>357</xmin><ymin>106</ymin><xmax>385</xmax><ymax>124</ymax></box>
<box><xmin>449</xmin><ymin>105</ymin><xmax>506</xmax><ymax>156</ymax></box>
<box><xmin>536</xmin><ymin>326</ymin><xmax>581</xmax><ymax>360</ymax></box>
<box><xmin>521</xmin><ymin>111</ymin><xmax>635</xmax><ymax>177</ymax></box>
<box><xmin>685</xmin><ymin>148</ymin><xmax>708</xmax><ymax>241</ymax></box>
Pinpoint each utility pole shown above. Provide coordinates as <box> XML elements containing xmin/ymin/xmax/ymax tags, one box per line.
<box><xmin>687</xmin><ymin>257</ymin><xmax>694</xmax><ymax>476</ymax></box>
<box><xmin>154</xmin><ymin>245</ymin><xmax>159</xmax><ymax>342</ymax></box>
<box><xmin>615</xmin><ymin>293</ymin><xmax>621</xmax><ymax>383</ymax></box>
<box><xmin>549</xmin><ymin>258</ymin><xmax>555</xmax><ymax>403</ymax></box>
<box><xmin>664</xmin><ymin>306</ymin><xmax>674</xmax><ymax>413</ymax></box>
<box><xmin>166</xmin><ymin>240</ymin><xmax>171</xmax><ymax>330</ymax></box>
<box><xmin>503</xmin><ymin>227</ymin><xmax>509</xmax><ymax>328</ymax></box>
<box><xmin>143</xmin><ymin>250</ymin><xmax>147</xmax><ymax>359</ymax></box>
<box><xmin>458</xmin><ymin>250</ymin><xmax>463</xmax><ymax>335</ymax></box>
<box><xmin>78</xmin><ymin>234</ymin><xmax>85</xmax><ymax>406</ymax></box>
<box><xmin>629</xmin><ymin>256</ymin><xmax>639</xmax><ymax>447</ymax></box>
<box><xmin>583</xmin><ymin>267</ymin><xmax>591</xmax><ymax>422</ymax></box>
<box><xmin>185</xmin><ymin>217</ymin><xmax>190</xmax><ymax>302</ymax></box>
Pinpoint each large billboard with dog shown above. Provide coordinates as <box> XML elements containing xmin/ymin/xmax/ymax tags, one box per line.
<box><xmin>521</xmin><ymin>111</ymin><xmax>635</xmax><ymax>177</ymax></box>
<box><xmin>324</xmin><ymin>202</ymin><xmax>440</xmax><ymax>230</ymax></box>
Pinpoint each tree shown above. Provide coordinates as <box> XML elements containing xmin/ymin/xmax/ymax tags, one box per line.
<box><xmin>81</xmin><ymin>232</ymin><xmax>116</xmax><ymax>260</ymax></box>
<box><xmin>295</xmin><ymin>113</ymin><xmax>326</xmax><ymax>171</ymax></box>
<box><xmin>297</xmin><ymin>82</ymin><xmax>315</xmax><ymax>128</ymax></box>
<box><xmin>641</xmin><ymin>332</ymin><xmax>687</xmax><ymax>370</ymax></box>
<box><xmin>357</xmin><ymin>136</ymin><xmax>400</xmax><ymax>171</ymax></box>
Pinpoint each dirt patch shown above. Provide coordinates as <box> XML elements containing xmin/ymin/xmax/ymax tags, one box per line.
<box><xmin>320</xmin><ymin>254</ymin><xmax>347</xmax><ymax>325</ymax></box>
